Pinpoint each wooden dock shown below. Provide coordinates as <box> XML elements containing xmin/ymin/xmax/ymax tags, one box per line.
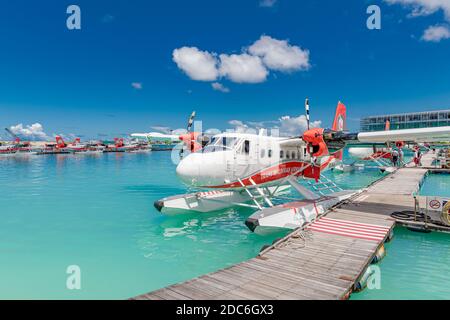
<box><xmin>133</xmin><ymin>208</ymin><xmax>394</xmax><ymax>300</ymax></box>
<box><xmin>133</xmin><ymin>153</ymin><xmax>449</xmax><ymax>300</ymax></box>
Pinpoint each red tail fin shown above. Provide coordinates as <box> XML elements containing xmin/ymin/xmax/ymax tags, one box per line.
<box><xmin>56</xmin><ymin>136</ymin><xmax>66</xmax><ymax>148</ymax></box>
<box><xmin>332</xmin><ymin>102</ymin><xmax>346</xmax><ymax>160</ymax></box>
<box><xmin>114</xmin><ymin>138</ymin><xmax>124</xmax><ymax>148</ymax></box>
<box><xmin>332</xmin><ymin>102</ymin><xmax>346</xmax><ymax>132</ymax></box>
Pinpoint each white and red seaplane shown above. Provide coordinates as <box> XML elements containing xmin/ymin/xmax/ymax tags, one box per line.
<box><xmin>154</xmin><ymin>101</ymin><xmax>450</xmax><ymax>232</ymax></box>
<box><xmin>55</xmin><ymin>136</ymin><xmax>89</xmax><ymax>153</ymax></box>
<box><xmin>0</xmin><ymin>128</ymin><xmax>39</xmax><ymax>156</ymax></box>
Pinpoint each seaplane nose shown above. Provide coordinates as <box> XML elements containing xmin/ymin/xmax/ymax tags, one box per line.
<box><xmin>176</xmin><ymin>156</ymin><xmax>201</xmax><ymax>186</ymax></box>
<box><xmin>176</xmin><ymin>152</ymin><xmax>228</xmax><ymax>187</ymax></box>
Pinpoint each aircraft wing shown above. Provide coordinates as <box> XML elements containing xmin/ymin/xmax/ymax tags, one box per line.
<box><xmin>130</xmin><ymin>132</ymin><xmax>180</xmax><ymax>142</ymax></box>
<box><xmin>278</xmin><ymin>138</ymin><xmax>304</xmax><ymax>147</ymax></box>
<box><xmin>357</xmin><ymin>126</ymin><xmax>450</xmax><ymax>143</ymax></box>
<box><xmin>130</xmin><ymin>133</ymin><xmax>149</xmax><ymax>139</ymax></box>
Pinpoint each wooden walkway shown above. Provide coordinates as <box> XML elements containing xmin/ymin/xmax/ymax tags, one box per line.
<box><xmin>133</xmin><ymin>207</ymin><xmax>394</xmax><ymax>300</ymax></box>
<box><xmin>132</xmin><ymin>153</ymin><xmax>450</xmax><ymax>300</ymax></box>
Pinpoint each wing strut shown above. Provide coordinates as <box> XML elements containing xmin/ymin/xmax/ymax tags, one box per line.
<box><xmin>249</xmin><ymin>178</ymin><xmax>274</xmax><ymax>207</ymax></box>
<box><xmin>238</xmin><ymin>178</ymin><xmax>263</xmax><ymax>210</ymax></box>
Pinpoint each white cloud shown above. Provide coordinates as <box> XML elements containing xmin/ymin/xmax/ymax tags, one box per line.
<box><xmin>131</xmin><ymin>82</ymin><xmax>143</xmax><ymax>90</ymax></box>
<box><xmin>172</xmin><ymin>47</ymin><xmax>219</xmax><ymax>81</ymax></box>
<box><xmin>259</xmin><ymin>0</ymin><xmax>277</xmax><ymax>7</ymax></box>
<box><xmin>422</xmin><ymin>24</ymin><xmax>450</xmax><ymax>41</ymax></box>
<box><xmin>172</xmin><ymin>35</ymin><xmax>310</xmax><ymax>85</ymax></box>
<box><xmin>385</xmin><ymin>1</ymin><xmax>450</xmax><ymax>43</ymax></box>
<box><xmin>219</xmin><ymin>53</ymin><xmax>268</xmax><ymax>83</ymax></box>
<box><xmin>228</xmin><ymin>120</ymin><xmax>247</xmax><ymax>127</ymax></box>
<box><xmin>9</xmin><ymin>123</ymin><xmax>49</xmax><ymax>141</ymax></box>
<box><xmin>211</xmin><ymin>82</ymin><xmax>230</xmax><ymax>93</ymax></box>
<box><xmin>228</xmin><ymin>120</ymin><xmax>250</xmax><ymax>133</ymax></box>
<box><xmin>228</xmin><ymin>115</ymin><xmax>321</xmax><ymax>137</ymax></box>
<box><xmin>248</xmin><ymin>35</ymin><xmax>310</xmax><ymax>72</ymax></box>
<box><xmin>278</xmin><ymin>115</ymin><xmax>321</xmax><ymax>136</ymax></box>
<box><xmin>384</xmin><ymin>0</ymin><xmax>450</xmax><ymax>20</ymax></box>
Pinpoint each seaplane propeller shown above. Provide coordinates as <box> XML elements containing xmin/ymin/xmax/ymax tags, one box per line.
<box><xmin>179</xmin><ymin>111</ymin><xmax>210</xmax><ymax>157</ymax></box>
<box><xmin>282</xmin><ymin>99</ymin><xmax>358</xmax><ymax>180</ymax></box>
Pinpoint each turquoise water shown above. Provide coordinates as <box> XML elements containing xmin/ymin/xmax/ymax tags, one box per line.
<box><xmin>351</xmin><ymin>226</ymin><xmax>450</xmax><ymax>300</ymax></box>
<box><xmin>420</xmin><ymin>172</ymin><xmax>450</xmax><ymax>197</ymax></box>
<box><xmin>0</xmin><ymin>151</ymin><xmax>385</xmax><ymax>299</ymax></box>
<box><xmin>352</xmin><ymin>172</ymin><xmax>450</xmax><ymax>300</ymax></box>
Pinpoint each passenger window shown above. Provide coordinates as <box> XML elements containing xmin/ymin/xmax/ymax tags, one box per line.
<box><xmin>268</xmin><ymin>149</ymin><xmax>272</xmax><ymax>158</ymax></box>
<box><xmin>260</xmin><ymin>149</ymin><xmax>265</xmax><ymax>158</ymax></box>
<box><xmin>244</xmin><ymin>140</ymin><xmax>250</xmax><ymax>154</ymax></box>
<box><xmin>286</xmin><ymin>151</ymin><xmax>290</xmax><ymax>159</ymax></box>
<box><xmin>292</xmin><ymin>151</ymin><xmax>296</xmax><ymax>159</ymax></box>
<box><xmin>280</xmin><ymin>150</ymin><xmax>284</xmax><ymax>159</ymax></box>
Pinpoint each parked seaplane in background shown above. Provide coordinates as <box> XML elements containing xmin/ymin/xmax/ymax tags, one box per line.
<box><xmin>105</xmin><ymin>137</ymin><xmax>150</xmax><ymax>152</ymax></box>
<box><xmin>154</xmin><ymin>99</ymin><xmax>450</xmax><ymax>233</ymax></box>
<box><xmin>55</xmin><ymin>136</ymin><xmax>89</xmax><ymax>153</ymax></box>
<box><xmin>341</xmin><ymin>120</ymin><xmax>405</xmax><ymax>173</ymax></box>
<box><xmin>0</xmin><ymin>128</ymin><xmax>39</xmax><ymax>156</ymax></box>
<box><xmin>54</xmin><ymin>136</ymin><xmax>105</xmax><ymax>154</ymax></box>
<box><xmin>130</xmin><ymin>131</ymin><xmax>181</xmax><ymax>144</ymax></box>
<box><xmin>131</xmin><ymin>112</ymin><xmax>209</xmax><ymax>152</ymax></box>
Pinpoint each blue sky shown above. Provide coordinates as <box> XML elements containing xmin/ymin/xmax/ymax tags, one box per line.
<box><xmin>0</xmin><ymin>0</ymin><xmax>450</xmax><ymax>140</ymax></box>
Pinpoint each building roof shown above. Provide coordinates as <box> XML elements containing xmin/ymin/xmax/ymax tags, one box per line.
<box><xmin>361</xmin><ymin>109</ymin><xmax>450</xmax><ymax>119</ymax></box>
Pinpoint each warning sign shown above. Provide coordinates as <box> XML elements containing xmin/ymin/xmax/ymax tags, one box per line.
<box><xmin>426</xmin><ymin>197</ymin><xmax>450</xmax><ymax>226</ymax></box>
<box><xmin>429</xmin><ymin>199</ymin><xmax>441</xmax><ymax>210</ymax></box>
<box><xmin>426</xmin><ymin>197</ymin><xmax>444</xmax><ymax>211</ymax></box>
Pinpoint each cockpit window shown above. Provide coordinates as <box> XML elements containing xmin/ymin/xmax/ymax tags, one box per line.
<box><xmin>243</xmin><ymin>140</ymin><xmax>250</xmax><ymax>154</ymax></box>
<box><xmin>202</xmin><ymin>136</ymin><xmax>239</xmax><ymax>153</ymax></box>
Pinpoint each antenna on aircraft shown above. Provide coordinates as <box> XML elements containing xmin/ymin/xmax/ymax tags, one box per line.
<box><xmin>305</xmin><ymin>98</ymin><xmax>310</xmax><ymax>130</ymax></box>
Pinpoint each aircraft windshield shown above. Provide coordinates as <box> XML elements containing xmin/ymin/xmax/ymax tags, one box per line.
<box><xmin>202</xmin><ymin>137</ymin><xmax>239</xmax><ymax>153</ymax></box>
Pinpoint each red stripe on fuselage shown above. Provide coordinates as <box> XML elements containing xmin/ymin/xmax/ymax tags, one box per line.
<box><xmin>203</xmin><ymin>156</ymin><xmax>337</xmax><ymax>189</ymax></box>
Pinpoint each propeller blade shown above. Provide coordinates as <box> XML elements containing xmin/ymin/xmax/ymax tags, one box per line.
<box><xmin>305</xmin><ymin>98</ymin><xmax>310</xmax><ymax>131</ymax></box>
<box><xmin>187</xmin><ymin>111</ymin><xmax>196</xmax><ymax>133</ymax></box>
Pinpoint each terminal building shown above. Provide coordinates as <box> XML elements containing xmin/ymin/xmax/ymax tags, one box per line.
<box><xmin>360</xmin><ymin>110</ymin><xmax>450</xmax><ymax>132</ymax></box>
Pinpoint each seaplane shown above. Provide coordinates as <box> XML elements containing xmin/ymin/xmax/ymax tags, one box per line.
<box><xmin>154</xmin><ymin>100</ymin><xmax>450</xmax><ymax>233</ymax></box>
<box><xmin>341</xmin><ymin>121</ymin><xmax>405</xmax><ymax>173</ymax></box>
<box><xmin>130</xmin><ymin>131</ymin><xmax>180</xmax><ymax>144</ymax></box>
<box><xmin>1</xmin><ymin>128</ymin><xmax>39</xmax><ymax>156</ymax></box>
<box><xmin>345</xmin><ymin>120</ymin><xmax>440</xmax><ymax>172</ymax></box>
<box><xmin>55</xmin><ymin>136</ymin><xmax>89</xmax><ymax>153</ymax></box>
<box><xmin>0</xmin><ymin>141</ymin><xmax>17</xmax><ymax>156</ymax></box>
<box><xmin>104</xmin><ymin>137</ymin><xmax>150</xmax><ymax>152</ymax></box>
<box><xmin>131</xmin><ymin>116</ymin><xmax>202</xmax><ymax>151</ymax></box>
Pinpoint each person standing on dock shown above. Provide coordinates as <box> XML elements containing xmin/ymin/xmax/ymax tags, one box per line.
<box><xmin>413</xmin><ymin>147</ymin><xmax>422</xmax><ymax>167</ymax></box>
<box><xmin>392</xmin><ymin>149</ymin><xmax>399</xmax><ymax>167</ymax></box>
